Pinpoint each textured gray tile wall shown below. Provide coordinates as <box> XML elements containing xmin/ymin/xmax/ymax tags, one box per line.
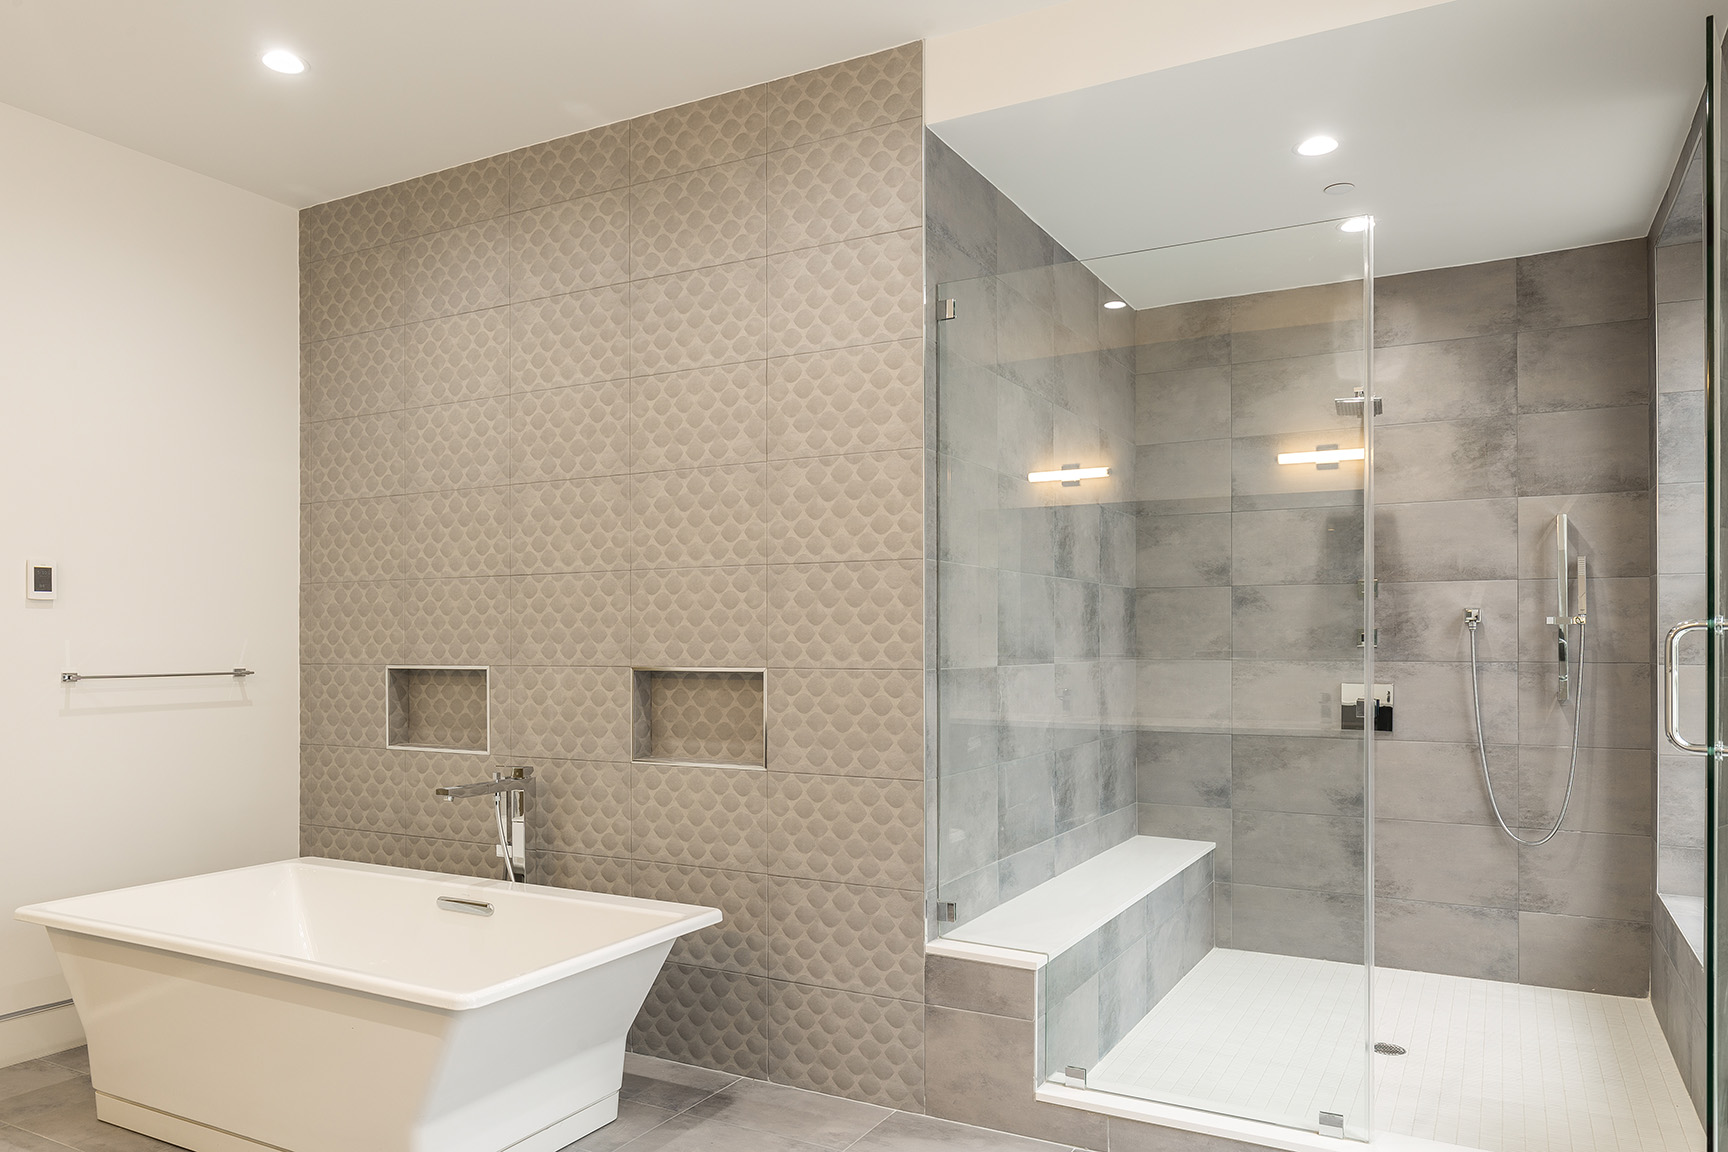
<box><xmin>299</xmin><ymin>44</ymin><xmax>928</xmax><ymax>1109</ymax></box>
<box><xmin>1652</xmin><ymin>237</ymin><xmax>1706</xmax><ymax>900</ymax></box>
<box><xmin>1135</xmin><ymin>241</ymin><xmax>1656</xmax><ymax>995</ymax></box>
<box><xmin>1650</xmin><ymin>895</ymin><xmax>1706</xmax><ymax>1121</ymax></box>
<box><xmin>1042</xmin><ymin>855</ymin><xmax>1214</xmax><ymax>1080</ymax></box>
<box><xmin>925</xmin><ymin>134</ymin><xmax>1140</xmax><ymax>929</ymax></box>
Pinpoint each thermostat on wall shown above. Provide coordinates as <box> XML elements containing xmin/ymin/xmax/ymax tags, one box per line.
<box><xmin>26</xmin><ymin>559</ymin><xmax>55</xmax><ymax>601</ymax></box>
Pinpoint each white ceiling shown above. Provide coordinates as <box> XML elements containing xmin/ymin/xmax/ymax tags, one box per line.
<box><xmin>931</xmin><ymin>0</ymin><xmax>1720</xmax><ymax>306</ymax></box>
<box><xmin>0</xmin><ymin>0</ymin><xmax>1063</xmax><ymax>208</ymax></box>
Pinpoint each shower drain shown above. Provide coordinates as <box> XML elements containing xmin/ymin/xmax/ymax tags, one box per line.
<box><xmin>1374</xmin><ymin>1042</ymin><xmax>1407</xmax><ymax>1056</ymax></box>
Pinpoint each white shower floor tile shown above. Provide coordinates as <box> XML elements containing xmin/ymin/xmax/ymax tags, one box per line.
<box><xmin>1085</xmin><ymin>949</ymin><xmax>1703</xmax><ymax>1152</ymax></box>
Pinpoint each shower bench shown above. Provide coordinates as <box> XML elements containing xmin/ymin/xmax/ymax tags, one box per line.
<box><xmin>926</xmin><ymin>834</ymin><xmax>1216</xmax><ymax>1115</ymax></box>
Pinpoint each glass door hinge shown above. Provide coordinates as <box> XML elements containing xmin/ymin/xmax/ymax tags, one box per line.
<box><xmin>1358</xmin><ymin>579</ymin><xmax>1379</xmax><ymax>598</ymax></box>
<box><xmin>1358</xmin><ymin>630</ymin><xmax>1378</xmax><ymax>648</ymax></box>
<box><xmin>937</xmin><ymin>299</ymin><xmax>957</xmax><ymax>321</ymax></box>
<box><xmin>932</xmin><ymin>901</ymin><xmax>958</xmax><ymax>923</ymax></box>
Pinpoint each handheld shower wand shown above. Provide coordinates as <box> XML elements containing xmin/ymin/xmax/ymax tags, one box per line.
<box><xmin>1464</xmin><ymin>517</ymin><xmax>1586</xmax><ymax>847</ymax></box>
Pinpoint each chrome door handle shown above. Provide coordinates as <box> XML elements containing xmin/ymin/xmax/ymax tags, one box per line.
<box><xmin>1665</xmin><ymin>620</ymin><xmax>1711</xmax><ymax>754</ymax></box>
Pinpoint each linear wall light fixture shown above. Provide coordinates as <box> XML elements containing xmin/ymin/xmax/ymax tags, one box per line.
<box><xmin>1028</xmin><ymin>465</ymin><xmax>1111</xmax><ymax>486</ymax></box>
<box><xmin>1277</xmin><ymin>446</ymin><xmax>1365</xmax><ymax>469</ymax></box>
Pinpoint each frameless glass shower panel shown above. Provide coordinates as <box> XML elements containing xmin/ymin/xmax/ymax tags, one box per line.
<box><xmin>934</xmin><ymin>218</ymin><xmax>1375</xmax><ymax>1138</ymax></box>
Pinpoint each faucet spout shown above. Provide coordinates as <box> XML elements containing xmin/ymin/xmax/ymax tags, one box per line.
<box><xmin>435</xmin><ymin>773</ymin><xmax>531</xmax><ymax>801</ymax></box>
<box><xmin>433</xmin><ymin>768</ymin><xmax>532</xmax><ymax>883</ymax></box>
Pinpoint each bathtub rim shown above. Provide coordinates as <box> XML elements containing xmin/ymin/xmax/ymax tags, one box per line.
<box><xmin>15</xmin><ymin>856</ymin><xmax>721</xmax><ymax>1012</ymax></box>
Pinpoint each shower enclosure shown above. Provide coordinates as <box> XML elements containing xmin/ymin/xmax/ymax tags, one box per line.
<box><xmin>931</xmin><ymin>216</ymin><xmax>1378</xmax><ymax>1137</ymax></box>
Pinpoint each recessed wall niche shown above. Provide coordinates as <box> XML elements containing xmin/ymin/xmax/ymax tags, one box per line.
<box><xmin>631</xmin><ymin>669</ymin><xmax>766</xmax><ymax>770</ymax></box>
<box><xmin>386</xmin><ymin>666</ymin><xmax>489</xmax><ymax>754</ymax></box>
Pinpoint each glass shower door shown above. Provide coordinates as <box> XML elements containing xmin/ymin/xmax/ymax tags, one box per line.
<box><xmin>933</xmin><ymin>217</ymin><xmax>1377</xmax><ymax>1138</ymax></box>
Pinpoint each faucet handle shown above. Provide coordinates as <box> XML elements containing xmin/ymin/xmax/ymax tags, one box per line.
<box><xmin>497</xmin><ymin>765</ymin><xmax>533</xmax><ymax>781</ymax></box>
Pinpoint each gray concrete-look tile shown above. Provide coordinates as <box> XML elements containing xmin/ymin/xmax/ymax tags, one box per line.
<box><xmin>853</xmin><ymin>1111</ymin><xmax>1080</xmax><ymax>1152</ymax></box>
<box><xmin>1375</xmin><ymin>579</ymin><xmax>1518</xmax><ymax>662</ymax></box>
<box><xmin>925</xmin><ymin>954</ymin><xmax>1037</xmax><ymax>1020</ymax></box>
<box><xmin>39</xmin><ymin>1053</ymin><xmax>85</xmax><ymax>1078</ymax></box>
<box><xmin>1658</xmin><ymin>390</ymin><xmax>1706</xmax><ymax>485</ymax></box>
<box><xmin>1375</xmin><ymin>819</ymin><xmax>1519</xmax><ymax>908</ymax></box>
<box><xmin>1376</xmin><ymin>898</ymin><xmax>1519</xmax><ymax>982</ymax></box>
<box><xmin>1518</xmin><ymin>491</ymin><xmax>1654</xmax><ymax>580</ymax></box>
<box><xmin>620</xmin><ymin>1052</ymin><xmax>739</xmax><ymax>1113</ymax></box>
<box><xmin>1229</xmin><ymin>883</ymin><xmax>1363</xmax><ymax>962</ymax></box>
<box><xmin>1374</xmin><ymin>739</ymin><xmax>1516</xmax><ymax>826</ymax></box>
<box><xmin>608</xmin><ymin>1111</ymin><xmax>827</xmax><ymax>1152</ymax></box>
<box><xmin>1518</xmin><ymin>830</ymin><xmax>1654</xmax><ymax>923</ymax></box>
<box><xmin>1657</xmin><ymin>301</ymin><xmax>1705</xmax><ymax>393</ymax></box>
<box><xmin>1137</xmin><ymin>731</ymin><xmax>1231</xmax><ymax>809</ymax></box>
<box><xmin>1515</xmin><ymin>576</ymin><xmax>1650</xmax><ymax>666</ymax></box>
<box><xmin>1227</xmin><ymin>583</ymin><xmax>1361</xmax><ymax>661</ymax></box>
<box><xmin>1233</xmin><ymin>810</ymin><xmax>1364</xmax><ymax>895</ymax></box>
<box><xmin>1517</xmin><ymin>911</ymin><xmax>1650</xmax><ymax>996</ymax></box>
<box><xmin>916</xmin><ymin>1008</ymin><xmax>1107</xmax><ymax>1149</ymax></box>
<box><xmin>1517</xmin><ymin>745</ymin><xmax>1652</xmax><ymax>838</ymax></box>
<box><xmin>1373</xmin><ymin>335</ymin><xmax>1516</xmax><ymax>426</ymax></box>
<box><xmin>565</xmin><ymin>1099</ymin><xmax>678</xmax><ymax>1151</ymax></box>
<box><xmin>1231</xmin><ymin>734</ymin><xmax>1364</xmax><ymax>817</ymax></box>
<box><xmin>1375</xmin><ymin>499</ymin><xmax>1517</xmax><ymax>583</ymax></box>
<box><xmin>1516</xmin><ymin>241</ymin><xmax>1647</xmax><ymax>331</ymax></box>
<box><xmin>0</xmin><ymin>1122</ymin><xmax>72</xmax><ymax>1152</ymax></box>
<box><xmin>0</xmin><ymin>1065</ymin><xmax>76</xmax><ymax>1107</ymax></box>
<box><xmin>681</xmin><ymin>1078</ymin><xmax>889</xmax><ymax>1150</ymax></box>
<box><xmin>1375</xmin><ymin>260</ymin><xmax>1517</xmax><ymax>346</ymax></box>
<box><xmin>0</xmin><ymin>1076</ymin><xmax>180</xmax><ymax>1152</ymax></box>
<box><xmin>1515</xmin><ymin>407</ymin><xmax>1651</xmax><ymax>497</ymax></box>
<box><xmin>1515</xmin><ymin>321</ymin><xmax>1650</xmax><ymax>413</ymax></box>
<box><xmin>1108</xmin><ymin>1115</ymin><xmax>1262</xmax><ymax>1152</ymax></box>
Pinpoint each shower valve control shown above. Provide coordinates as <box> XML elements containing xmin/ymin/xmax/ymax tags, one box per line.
<box><xmin>1340</xmin><ymin>683</ymin><xmax>1393</xmax><ymax>732</ymax></box>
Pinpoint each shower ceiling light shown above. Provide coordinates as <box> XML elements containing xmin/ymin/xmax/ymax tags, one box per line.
<box><xmin>262</xmin><ymin>49</ymin><xmax>306</xmax><ymax>74</ymax></box>
<box><xmin>1296</xmin><ymin>135</ymin><xmax>1339</xmax><ymax>156</ymax></box>
<box><xmin>1323</xmin><ymin>182</ymin><xmax>1355</xmax><ymax>196</ymax></box>
<box><xmin>1278</xmin><ymin>448</ymin><xmax>1365</xmax><ymax>466</ymax></box>
<box><xmin>1029</xmin><ymin>466</ymin><xmax>1110</xmax><ymax>483</ymax></box>
<box><xmin>1339</xmin><ymin>217</ymin><xmax>1371</xmax><ymax>233</ymax></box>
<box><xmin>1103</xmin><ymin>300</ymin><xmax>1128</xmax><ymax>310</ymax></box>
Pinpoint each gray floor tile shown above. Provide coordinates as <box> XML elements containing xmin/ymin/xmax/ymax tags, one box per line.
<box><xmin>0</xmin><ymin>1065</ymin><xmax>77</xmax><ymax>1107</ymax></box>
<box><xmin>620</xmin><ymin>1053</ymin><xmax>738</xmax><ymax>1113</ymax></box>
<box><xmin>682</xmin><ymin>1078</ymin><xmax>890</xmax><ymax>1150</ymax></box>
<box><xmin>0</xmin><ymin>1076</ymin><xmax>181</xmax><ymax>1151</ymax></box>
<box><xmin>608</xmin><ymin>1111</ymin><xmax>827</xmax><ymax>1152</ymax></box>
<box><xmin>39</xmin><ymin>1053</ymin><xmax>86</xmax><ymax>1078</ymax></box>
<box><xmin>0</xmin><ymin>1121</ymin><xmax>76</xmax><ymax>1151</ymax></box>
<box><xmin>848</xmin><ymin>1112</ymin><xmax>1075</xmax><ymax>1152</ymax></box>
<box><xmin>561</xmin><ymin>1099</ymin><xmax>676</xmax><ymax>1151</ymax></box>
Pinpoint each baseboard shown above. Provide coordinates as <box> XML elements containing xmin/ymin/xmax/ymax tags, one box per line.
<box><xmin>0</xmin><ymin>1003</ymin><xmax>83</xmax><ymax>1067</ymax></box>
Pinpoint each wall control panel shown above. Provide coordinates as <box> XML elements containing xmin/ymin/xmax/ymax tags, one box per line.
<box><xmin>1340</xmin><ymin>682</ymin><xmax>1393</xmax><ymax>731</ymax></box>
<box><xmin>26</xmin><ymin>559</ymin><xmax>55</xmax><ymax>601</ymax></box>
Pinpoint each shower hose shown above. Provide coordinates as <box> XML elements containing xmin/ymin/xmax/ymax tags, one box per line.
<box><xmin>1466</xmin><ymin>614</ymin><xmax>1585</xmax><ymax>847</ymax></box>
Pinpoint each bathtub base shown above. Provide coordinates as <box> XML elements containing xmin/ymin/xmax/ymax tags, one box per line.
<box><xmin>97</xmin><ymin>1089</ymin><xmax>621</xmax><ymax>1152</ymax></box>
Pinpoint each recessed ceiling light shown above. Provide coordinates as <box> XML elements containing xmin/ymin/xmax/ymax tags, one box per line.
<box><xmin>1339</xmin><ymin>217</ymin><xmax>1372</xmax><ymax>233</ymax></box>
<box><xmin>1323</xmin><ymin>182</ymin><xmax>1355</xmax><ymax>196</ymax></box>
<box><xmin>262</xmin><ymin>49</ymin><xmax>306</xmax><ymax>74</ymax></box>
<box><xmin>1104</xmin><ymin>300</ymin><xmax>1128</xmax><ymax>310</ymax></box>
<box><xmin>1296</xmin><ymin>136</ymin><xmax>1339</xmax><ymax>156</ymax></box>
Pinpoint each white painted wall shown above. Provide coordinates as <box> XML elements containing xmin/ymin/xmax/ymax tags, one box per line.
<box><xmin>924</xmin><ymin>0</ymin><xmax>1455</xmax><ymax>123</ymax></box>
<box><xmin>0</xmin><ymin>102</ymin><xmax>300</xmax><ymax>1064</ymax></box>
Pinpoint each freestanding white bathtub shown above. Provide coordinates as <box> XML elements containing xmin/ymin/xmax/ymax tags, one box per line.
<box><xmin>15</xmin><ymin>857</ymin><xmax>721</xmax><ymax>1152</ymax></box>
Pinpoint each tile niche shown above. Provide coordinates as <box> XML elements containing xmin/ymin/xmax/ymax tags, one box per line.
<box><xmin>386</xmin><ymin>666</ymin><xmax>489</xmax><ymax>754</ymax></box>
<box><xmin>632</xmin><ymin>669</ymin><xmax>766</xmax><ymax>770</ymax></box>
